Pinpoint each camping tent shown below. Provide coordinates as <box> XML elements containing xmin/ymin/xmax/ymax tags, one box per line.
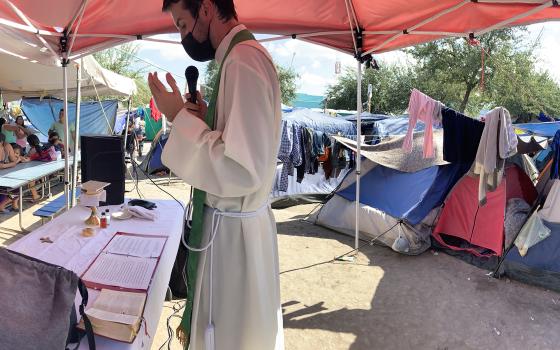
<box><xmin>313</xmin><ymin>128</ymin><xmax>468</xmax><ymax>255</ymax></box>
<box><xmin>432</xmin><ymin>164</ymin><xmax>538</xmax><ymax>257</ymax></box>
<box><xmin>0</xmin><ymin>53</ymin><xmax>136</xmax><ymax>101</ymax></box>
<box><xmin>315</xmin><ymin>160</ymin><xmax>470</xmax><ymax>255</ymax></box>
<box><xmin>500</xmin><ymin>179</ymin><xmax>560</xmax><ymax>291</ymax></box>
<box><xmin>140</xmin><ymin>128</ymin><xmax>170</xmax><ymax>175</ymax></box>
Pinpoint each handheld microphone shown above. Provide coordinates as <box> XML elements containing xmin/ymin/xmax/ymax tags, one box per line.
<box><xmin>185</xmin><ymin>66</ymin><xmax>199</xmax><ymax>104</ymax></box>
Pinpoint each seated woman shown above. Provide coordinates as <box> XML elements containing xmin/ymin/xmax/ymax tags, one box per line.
<box><xmin>0</xmin><ymin>117</ymin><xmax>26</xmax><ymax>148</ymax></box>
<box><xmin>14</xmin><ymin>116</ymin><xmax>34</xmax><ymax>150</ymax></box>
<box><xmin>0</xmin><ymin>136</ymin><xmax>27</xmax><ymax>213</ymax></box>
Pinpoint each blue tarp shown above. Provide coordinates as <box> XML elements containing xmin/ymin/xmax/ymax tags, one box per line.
<box><xmin>505</xmin><ymin>221</ymin><xmax>560</xmax><ymax>273</ymax></box>
<box><xmin>21</xmin><ymin>97</ymin><xmax>118</xmax><ymax>137</ymax></box>
<box><xmin>337</xmin><ymin>163</ymin><xmax>469</xmax><ymax>225</ymax></box>
<box><xmin>283</xmin><ymin>108</ymin><xmax>356</xmax><ymax>136</ymax></box>
<box><xmin>373</xmin><ymin>116</ymin><xmax>432</xmax><ymax>138</ymax></box>
<box><xmin>514</xmin><ymin>122</ymin><xmax>560</xmax><ymax>138</ymax></box>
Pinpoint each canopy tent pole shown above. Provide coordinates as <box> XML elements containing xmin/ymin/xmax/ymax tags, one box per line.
<box><xmin>71</xmin><ymin>59</ymin><xmax>82</xmax><ymax>207</ymax></box>
<box><xmin>355</xmin><ymin>59</ymin><xmax>362</xmax><ymax>251</ymax></box>
<box><xmin>124</xmin><ymin>97</ymin><xmax>133</xmax><ymax>153</ymax></box>
<box><xmin>62</xmin><ymin>60</ymin><xmax>70</xmax><ymax>210</ymax></box>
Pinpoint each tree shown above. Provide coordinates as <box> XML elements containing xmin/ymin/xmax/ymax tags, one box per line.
<box><xmin>324</xmin><ymin>62</ymin><xmax>416</xmax><ymax>114</ymax></box>
<box><xmin>204</xmin><ymin>59</ymin><xmax>299</xmax><ymax>105</ymax></box>
<box><xmin>325</xmin><ymin>28</ymin><xmax>560</xmax><ymax>119</ymax></box>
<box><xmin>407</xmin><ymin>29</ymin><xmax>521</xmax><ymax>113</ymax></box>
<box><xmin>93</xmin><ymin>43</ymin><xmax>151</xmax><ymax>107</ymax></box>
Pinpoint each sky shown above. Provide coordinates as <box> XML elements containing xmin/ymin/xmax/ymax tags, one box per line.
<box><xmin>134</xmin><ymin>22</ymin><xmax>560</xmax><ymax>97</ymax></box>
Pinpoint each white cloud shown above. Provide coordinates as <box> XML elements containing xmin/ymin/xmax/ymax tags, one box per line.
<box><xmin>137</xmin><ymin>33</ymin><xmax>185</xmax><ymax>61</ymax></box>
<box><xmin>527</xmin><ymin>23</ymin><xmax>560</xmax><ymax>82</ymax></box>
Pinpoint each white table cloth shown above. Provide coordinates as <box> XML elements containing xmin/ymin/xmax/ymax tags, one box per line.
<box><xmin>8</xmin><ymin>199</ymin><xmax>184</xmax><ymax>349</ymax></box>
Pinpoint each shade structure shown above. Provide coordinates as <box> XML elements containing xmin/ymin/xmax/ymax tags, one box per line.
<box><xmin>0</xmin><ymin>53</ymin><xmax>137</xmax><ymax>101</ymax></box>
<box><xmin>1</xmin><ymin>1</ymin><xmax>560</xmax><ymax>64</ymax></box>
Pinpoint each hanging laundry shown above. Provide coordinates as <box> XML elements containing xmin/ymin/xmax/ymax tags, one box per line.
<box><xmin>402</xmin><ymin>89</ymin><xmax>442</xmax><ymax>158</ymax></box>
<box><xmin>276</xmin><ymin>121</ymin><xmax>293</xmax><ymax>192</ymax></box>
<box><xmin>149</xmin><ymin>97</ymin><xmax>162</xmax><ymax>122</ymax></box>
<box><xmin>551</xmin><ymin>129</ymin><xmax>560</xmax><ymax>180</ymax></box>
<box><xmin>304</xmin><ymin>128</ymin><xmax>316</xmax><ymax>175</ymax></box>
<box><xmin>473</xmin><ymin>107</ymin><xmax>517</xmax><ymax>205</ymax></box>
<box><xmin>442</xmin><ymin>107</ymin><xmax>485</xmax><ymax>164</ymax></box>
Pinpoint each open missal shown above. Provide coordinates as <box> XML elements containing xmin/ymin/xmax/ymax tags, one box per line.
<box><xmin>78</xmin><ymin>289</ymin><xmax>147</xmax><ymax>343</ymax></box>
<box><xmin>81</xmin><ymin>232</ymin><xmax>166</xmax><ymax>291</ymax></box>
<box><xmin>79</xmin><ymin>233</ymin><xmax>166</xmax><ymax>343</ymax></box>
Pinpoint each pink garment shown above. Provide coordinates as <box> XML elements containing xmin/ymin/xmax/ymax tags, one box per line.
<box><xmin>15</xmin><ymin>138</ymin><xmax>26</xmax><ymax>148</ymax></box>
<box><xmin>402</xmin><ymin>89</ymin><xmax>438</xmax><ymax>158</ymax></box>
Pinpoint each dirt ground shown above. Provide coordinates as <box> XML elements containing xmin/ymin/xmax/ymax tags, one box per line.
<box><xmin>1</xmin><ymin>153</ymin><xmax>559</xmax><ymax>350</ymax></box>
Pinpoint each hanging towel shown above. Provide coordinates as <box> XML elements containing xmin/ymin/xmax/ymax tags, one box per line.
<box><xmin>442</xmin><ymin>107</ymin><xmax>485</xmax><ymax>163</ymax></box>
<box><xmin>473</xmin><ymin>107</ymin><xmax>517</xmax><ymax>205</ymax></box>
<box><xmin>149</xmin><ymin>97</ymin><xmax>162</xmax><ymax>122</ymax></box>
<box><xmin>402</xmin><ymin>89</ymin><xmax>440</xmax><ymax>158</ymax></box>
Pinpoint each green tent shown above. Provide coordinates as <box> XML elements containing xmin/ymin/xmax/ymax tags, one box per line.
<box><xmin>144</xmin><ymin>107</ymin><xmax>162</xmax><ymax>141</ymax></box>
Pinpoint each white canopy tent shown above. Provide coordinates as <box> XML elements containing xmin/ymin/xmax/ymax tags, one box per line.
<box><xmin>0</xmin><ymin>49</ymin><xmax>136</xmax><ymax>209</ymax></box>
<box><xmin>0</xmin><ymin>53</ymin><xmax>137</xmax><ymax>101</ymax></box>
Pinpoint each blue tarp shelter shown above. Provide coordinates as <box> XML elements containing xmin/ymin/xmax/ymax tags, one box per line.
<box><xmin>21</xmin><ymin>97</ymin><xmax>118</xmax><ymax>137</ymax></box>
<box><xmin>515</xmin><ymin>122</ymin><xmax>560</xmax><ymax>138</ymax></box>
<box><xmin>373</xmin><ymin>116</ymin><xmax>430</xmax><ymax>138</ymax></box>
<box><xmin>283</xmin><ymin>108</ymin><xmax>356</xmax><ymax>136</ymax></box>
<box><xmin>337</xmin><ymin>163</ymin><xmax>469</xmax><ymax>225</ymax></box>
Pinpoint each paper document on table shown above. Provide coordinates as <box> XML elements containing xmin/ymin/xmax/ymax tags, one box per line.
<box><xmin>82</xmin><ymin>253</ymin><xmax>157</xmax><ymax>290</ymax></box>
<box><xmin>105</xmin><ymin>234</ymin><xmax>166</xmax><ymax>258</ymax></box>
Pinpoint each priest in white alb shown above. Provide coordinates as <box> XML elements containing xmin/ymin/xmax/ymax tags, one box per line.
<box><xmin>148</xmin><ymin>0</ymin><xmax>284</xmax><ymax>349</ymax></box>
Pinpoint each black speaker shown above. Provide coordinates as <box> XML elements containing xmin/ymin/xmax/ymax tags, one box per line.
<box><xmin>80</xmin><ymin>135</ymin><xmax>125</xmax><ymax>205</ymax></box>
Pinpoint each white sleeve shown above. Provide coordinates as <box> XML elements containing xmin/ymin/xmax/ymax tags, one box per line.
<box><xmin>162</xmin><ymin>58</ymin><xmax>276</xmax><ymax>198</ymax></box>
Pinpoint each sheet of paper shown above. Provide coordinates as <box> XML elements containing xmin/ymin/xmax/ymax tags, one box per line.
<box><xmin>86</xmin><ymin>308</ymin><xmax>138</xmax><ymax>325</ymax></box>
<box><xmin>104</xmin><ymin>235</ymin><xmax>165</xmax><ymax>258</ymax></box>
<box><xmin>82</xmin><ymin>253</ymin><xmax>157</xmax><ymax>290</ymax></box>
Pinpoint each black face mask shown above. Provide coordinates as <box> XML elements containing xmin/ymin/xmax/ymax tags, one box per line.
<box><xmin>181</xmin><ymin>16</ymin><xmax>215</xmax><ymax>62</ymax></box>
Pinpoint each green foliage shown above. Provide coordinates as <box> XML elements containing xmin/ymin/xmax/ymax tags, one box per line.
<box><xmin>92</xmin><ymin>43</ymin><xmax>151</xmax><ymax>107</ymax></box>
<box><xmin>324</xmin><ymin>63</ymin><xmax>416</xmax><ymax>114</ymax></box>
<box><xmin>204</xmin><ymin>59</ymin><xmax>299</xmax><ymax>105</ymax></box>
<box><xmin>326</xmin><ymin>28</ymin><xmax>560</xmax><ymax>119</ymax></box>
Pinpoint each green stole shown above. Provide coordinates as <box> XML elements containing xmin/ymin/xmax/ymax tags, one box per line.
<box><xmin>178</xmin><ymin>29</ymin><xmax>256</xmax><ymax>346</ymax></box>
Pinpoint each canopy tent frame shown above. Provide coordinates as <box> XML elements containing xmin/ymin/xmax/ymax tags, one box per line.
<box><xmin>1</xmin><ymin>1</ymin><xmax>559</xmax><ymax>252</ymax></box>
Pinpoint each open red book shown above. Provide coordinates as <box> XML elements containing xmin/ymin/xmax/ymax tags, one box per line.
<box><xmin>78</xmin><ymin>232</ymin><xmax>167</xmax><ymax>343</ymax></box>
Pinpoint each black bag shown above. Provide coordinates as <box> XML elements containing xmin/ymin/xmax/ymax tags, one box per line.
<box><xmin>0</xmin><ymin>248</ymin><xmax>95</xmax><ymax>350</ymax></box>
<box><xmin>169</xmin><ymin>219</ymin><xmax>191</xmax><ymax>299</ymax></box>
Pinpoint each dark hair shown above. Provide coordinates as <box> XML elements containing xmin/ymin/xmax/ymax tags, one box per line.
<box><xmin>49</xmin><ymin>132</ymin><xmax>60</xmax><ymax>143</ymax></box>
<box><xmin>162</xmin><ymin>0</ymin><xmax>238</xmax><ymax>21</ymax></box>
<box><xmin>16</xmin><ymin>116</ymin><xmax>25</xmax><ymax>127</ymax></box>
<box><xmin>12</xmin><ymin>144</ymin><xmax>22</xmax><ymax>154</ymax></box>
<box><xmin>27</xmin><ymin>134</ymin><xmax>42</xmax><ymax>155</ymax></box>
<box><xmin>0</xmin><ymin>118</ymin><xmax>6</xmax><ymax>127</ymax></box>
